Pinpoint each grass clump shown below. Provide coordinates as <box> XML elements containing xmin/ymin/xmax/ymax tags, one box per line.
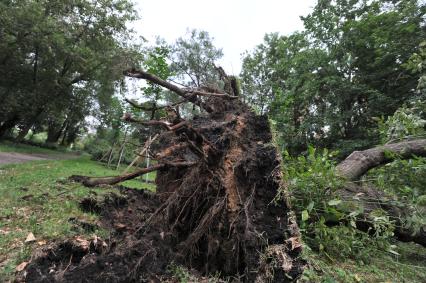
<box><xmin>0</xmin><ymin>145</ymin><xmax>155</xmax><ymax>280</ymax></box>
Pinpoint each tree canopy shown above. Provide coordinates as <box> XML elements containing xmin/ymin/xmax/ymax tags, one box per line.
<box><xmin>241</xmin><ymin>0</ymin><xmax>426</xmax><ymax>156</ymax></box>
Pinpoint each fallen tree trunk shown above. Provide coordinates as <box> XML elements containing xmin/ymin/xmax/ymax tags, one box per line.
<box><xmin>340</xmin><ymin>183</ymin><xmax>426</xmax><ymax>246</ymax></box>
<box><xmin>336</xmin><ymin>139</ymin><xmax>426</xmax><ymax>247</ymax></box>
<box><xmin>336</xmin><ymin>139</ymin><xmax>426</xmax><ymax>181</ymax></box>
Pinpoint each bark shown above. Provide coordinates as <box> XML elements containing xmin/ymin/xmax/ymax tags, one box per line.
<box><xmin>46</xmin><ymin>119</ymin><xmax>68</xmax><ymax>144</ymax></box>
<box><xmin>70</xmin><ymin>162</ymin><xmax>195</xmax><ymax>187</ymax></box>
<box><xmin>340</xmin><ymin>183</ymin><xmax>426</xmax><ymax>247</ymax></box>
<box><xmin>336</xmin><ymin>139</ymin><xmax>426</xmax><ymax>181</ymax></box>
<box><xmin>124</xmin><ymin>69</ymin><xmax>238</xmax><ymax>113</ymax></box>
<box><xmin>336</xmin><ymin>139</ymin><xmax>426</xmax><ymax>246</ymax></box>
<box><xmin>16</xmin><ymin>108</ymin><xmax>44</xmax><ymax>142</ymax></box>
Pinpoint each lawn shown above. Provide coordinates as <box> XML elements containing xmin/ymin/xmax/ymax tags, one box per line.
<box><xmin>300</xmin><ymin>243</ymin><xmax>426</xmax><ymax>282</ymax></box>
<box><xmin>0</xmin><ymin>149</ymin><xmax>155</xmax><ymax>281</ymax></box>
<box><xmin>1</xmin><ymin>143</ymin><xmax>425</xmax><ymax>282</ymax></box>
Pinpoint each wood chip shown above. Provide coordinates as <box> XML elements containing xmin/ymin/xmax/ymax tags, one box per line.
<box><xmin>114</xmin><ymin>223</ymin><xmax>127</xmax><ymax>231</ymax></box>
<box><xmin>25</xmin><ymin>232</ymin><xmax>36</xmax><ymax>243</ymax></box>
<box><xmin>15</xmin><ymin>261</ymin><xmax>28</xmax><ymax>272</ymax></box>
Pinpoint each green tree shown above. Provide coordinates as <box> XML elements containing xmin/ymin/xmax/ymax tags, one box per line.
<box><xmin>241</xmin><ymin>0</ymin><xmax>426</xmax><ymax>156</ymax></box>
<box><xmin>170</xmin><ymin>29</ymin><xmax>223</xmax><ymax>88</ymax></box>
<box><xmin>0</xmin><ymin>0</ymin><xmax>137</xmax><ymax>143</ymax></box>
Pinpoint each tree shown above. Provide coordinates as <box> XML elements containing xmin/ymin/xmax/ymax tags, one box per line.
<box><xmin>41</xmin><ymin>66</ymin><xmax>306</xmax><ymax>282</ymax></box>
<box><xmin>240</xmin><ymin>0</ymin><xmax>426</xmax><ymax>156</ymax></box>
<box><xmin>170</xmin><ymin>29</ymin><xmax>224</xmax><ymax>88</ymax></box>
<box><xmin>0</xmin><ymin>0</ymin><xmax>137</xmax><ymax>143</ymax></box>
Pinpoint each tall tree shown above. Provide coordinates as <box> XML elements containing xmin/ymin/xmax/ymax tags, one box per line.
<box><xmin>0</xmin><ymin>0</ymin><xmax>137</xmax><ymax>142</ymax></box>
<box><xmin>241</xmin><ymin>0</ymin><xmax>426</xmax><ymax>156</ymax></box>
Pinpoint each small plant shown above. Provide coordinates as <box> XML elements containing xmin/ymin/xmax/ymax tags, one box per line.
<box><xmin>167</xmin><ymin>263</ymin><xmax>192</xmax><ymax>283</ymax></box>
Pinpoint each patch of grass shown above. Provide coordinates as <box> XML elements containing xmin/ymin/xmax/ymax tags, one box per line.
<box><xmin>0</xmin><ymin>156</ymin><xmax>155</xmax><ymax>280</ymax></box>
<box><xmin>300</xmin><ymin>241</ymin><xmax>426</xmax><ymax>282</ymax></box>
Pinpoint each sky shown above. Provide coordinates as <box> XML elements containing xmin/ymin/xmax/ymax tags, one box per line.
<box><xmin>131</xmin><ymin>0</ymin><xmax>317</xmax><ymax>75</ymax></box>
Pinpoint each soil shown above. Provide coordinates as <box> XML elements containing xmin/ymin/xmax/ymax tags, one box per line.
<box><xmin>21</xmin><ymin>98</ymin><xmax>305</xmax><ymax>282</ymax></box>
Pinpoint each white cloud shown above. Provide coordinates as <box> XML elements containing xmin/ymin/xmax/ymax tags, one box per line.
<box><xmin>131</xmin><ymin>0</ymin><xmax>316</xmax><ymax>74</ymax></box>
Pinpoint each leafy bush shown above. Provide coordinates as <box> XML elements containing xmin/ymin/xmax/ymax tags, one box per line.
<box><xmin>279</xmin><ymin>147</ymin><xmax>394</xmax><ymax>261</ymax></box>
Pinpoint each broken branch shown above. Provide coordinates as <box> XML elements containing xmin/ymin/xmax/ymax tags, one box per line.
<box><xmin>70</xmin><ymin>161</ymin><xmax>196</xmax><ymax>187</ymax></box>
<box><xmin>124</xmin><ymin>69</ymin><xmax>238</xmax><ymax>113</ymax></box>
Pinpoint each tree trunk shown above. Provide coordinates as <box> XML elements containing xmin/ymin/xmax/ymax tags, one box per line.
<box><xmin>336</xmin><ymin>139</ymin><xmax>426</xmax><ymax>246</ymax></box>
<box><xmin>16</xmin><ymin>108</ymin><xmax>44</xmax><ymax>142</ymax></box>
<box><xmin>46</xmin><ymin>119</ymin><xmax>68</xmax><ymax>144</ymax></box>
<box><xmin>336</xmin><ymin>139</ymin><xmax>426</xmax><ymax>181</ymax></box>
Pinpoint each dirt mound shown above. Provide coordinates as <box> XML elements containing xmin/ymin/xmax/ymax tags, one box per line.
<box><xmin>22</xmin><ymin>98</ymin><xmax>304</xmax><ymax>282</ymax></box>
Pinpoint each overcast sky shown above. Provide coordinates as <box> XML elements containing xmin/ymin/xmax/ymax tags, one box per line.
<box><xmin>131</xmin><ymin>0</ymin><xmax>317</xmax><ymax>75</ymax></box>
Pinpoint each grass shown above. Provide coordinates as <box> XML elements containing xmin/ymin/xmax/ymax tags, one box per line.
<box><xmin>300</xmin><ymin>242</ymin><xmax>426</xmax><ymax>283</ymax></box>
<box><xmin>1</xmin><ymin>142</ymin><xmax>425</xmax><ymax>282</ymax></box>
<box><xmin>0</xmin><ymin>143</ymin><xmax>156</xmax><ymax>281</ymax></box>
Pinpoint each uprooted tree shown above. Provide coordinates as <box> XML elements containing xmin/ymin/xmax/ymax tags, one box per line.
<box><xmin>24</xmin><ymin>68</ymin><xmax>305</xmax><ymax>282</ymax></box>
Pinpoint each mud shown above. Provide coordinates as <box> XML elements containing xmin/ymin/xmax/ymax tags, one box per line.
<box><xmin>22</xmin><ymin>98</ymin><xmax>304</xmax><ymax>282</ymax></box>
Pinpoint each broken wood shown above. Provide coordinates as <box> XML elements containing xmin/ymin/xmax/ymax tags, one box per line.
<box><xmin>123</xmin><ymin>134</ymin><xmax>159</xmax><ymax>174</ymax></box>
<box><xmin>70</xmin><ymin>161</ymin><xmax>196</xmax><ymax>187</ymax></box>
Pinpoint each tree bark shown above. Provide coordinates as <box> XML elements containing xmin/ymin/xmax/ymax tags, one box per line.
<box><xmin>336</xmin><ymin>139</ymin><xmax>426</xmax><ymax>181</ymax></box>
<box><xmin>336</xmin><ymin>139</ymin><xmax>426</xmax><ymax>246</ymax></box>
<box><xmin>70</xmin><ymin>162</ymin><xmax>195</xmax><ymax>187</ymax></box>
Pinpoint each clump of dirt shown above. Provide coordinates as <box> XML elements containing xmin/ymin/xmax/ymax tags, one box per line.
<box><xmin>22</xmin><ymin>98</ymin><xmax>304</xmax><ymax>282</ymax></box>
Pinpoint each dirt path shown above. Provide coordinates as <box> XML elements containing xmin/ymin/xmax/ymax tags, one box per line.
<box><xmin>0</xmin><ymin>152</ymin><xmax>76</xmax><ymax>165</ymax></box>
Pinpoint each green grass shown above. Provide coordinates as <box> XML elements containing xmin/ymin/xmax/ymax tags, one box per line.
<box><xmin>0</xmin><ymin>151</ymin><xmax>155</xmax><ymax>280</ymax></box>
<box><xmin>300</xmin><ymin>242</ymin><xmax>426</xmax><ymax>283</ymax></box>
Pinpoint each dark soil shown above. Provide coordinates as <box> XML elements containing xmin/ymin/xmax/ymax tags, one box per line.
<box><xmin>22</xmin><ymin>98</ymin><xmax>305</xmax><ymax>282</ymax></box>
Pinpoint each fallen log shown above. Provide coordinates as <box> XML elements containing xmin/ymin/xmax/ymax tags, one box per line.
<box><xmin>336</xmin><ymin>139</ymin><xmax>426</xmax><ymax>181</ymax></box>
<box><xmin>336</xmin><ymin>139</ymin><xmax>426</xmax><ymax>246</ymax></box>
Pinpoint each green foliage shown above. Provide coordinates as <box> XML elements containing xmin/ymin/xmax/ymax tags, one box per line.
<box><xmin>367</xmin><ymin>156</ymin><xmax>426</xmax><ymax>234</ymax></box>
<box><xmin>0</xmin><ymin>0</ymin><xmax>138</xmax><ymax>144</ymax></box>
<box><xmin>405</xmin><ymin>40</ymin><xmax>426</xmax><ymax>95</ymax></box>
<box><xmin>141</xmin><ymin>44</ymin><xmax>172</xmax><ymax>100</ymax></box>
<box><xmin>171</xmin><ymin>29</ymin><xmax>224</xmax><ymax>88</ymax></box>
<box><xmin>284</xmin><ymin>147</ymin><xmax>344</xmax><ymax>224</ymax></box>
<box><xmin>281</xmin><ymin>147</ymin><xmax>395</xmax><ymax>261</ymax></box>
<box><xmin>378</xmin><ymin>100</ymin><xmax>426</xmax><ymax>143</ymax></box>
<box><xmin>241</xmin><ymin>0</ymin><xmax>426</xmax><ymax>155</ymax></box>
<box><xmin>167</xmin><ymin>264</ymin><xmax>193</xmax><ymax>283</ymax></box>
<box><xmin>300</xmin><ymin>242</ymin><xmax>426</xmax><ymax>282</ymax></box>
